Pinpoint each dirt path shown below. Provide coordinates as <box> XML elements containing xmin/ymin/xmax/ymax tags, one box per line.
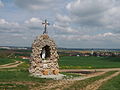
<box><xmin>31</xmin><ymin>80</ymin><xmax>75</xmax><ymax>90</ymax></box>
<box><xmin>31</xmin><ymin>68</ymin><xmax>120</xmax><ymax>90</ymax></box>
<box><xmin>0</xmin><ymin>70</ymin><xmax>118</xmax><ymax>90</ymax></box>
<box><xmin>31</xmin><ymin>71</ymin><xmax>107</xmax><ymax>90</ymax></box>
<box><xmin>0</xmin><ymin>61</ymin><xmax>23</xmax><ymax>69</ymax></box>
<box><xmin>61</xmin><ymin>68</ymin><xmax>120</xmax><ymax>72</ymax></box>
<box><xmin>69</xmin><ymin>71</ymin><xmax>106</xmax><ymax>81</ymax></box>
<box><xmin>82</xmin><ymin>71</ymin><xmax>120</xmax><ymax>90</ymax></box>
<box><xmin>0</xmin><ymin>63</ymin><xmax>120</xmax><ymax>90</ymax></box>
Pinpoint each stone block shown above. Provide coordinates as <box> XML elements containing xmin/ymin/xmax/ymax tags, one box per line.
<box><xmin>53</xmin><ymin>69</ymin><xmax>59</xmax><ymax>75</ymax></box>
<box><xmin>42</xmin><ymin>69</ymin><xmax>48</xmax><ymax>75</ymax></box>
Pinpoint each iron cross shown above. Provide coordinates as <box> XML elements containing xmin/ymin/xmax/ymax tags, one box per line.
<box><xmin>42</xmin><ymin>19</ymin><xmax>50</xmax><ymax>34</ymax></box>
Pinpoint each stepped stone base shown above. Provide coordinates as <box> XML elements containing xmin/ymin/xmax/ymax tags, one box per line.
<box><xmin>31</xmin><ymin>74</ymin><xmax>65</xmax><ymax>80</ymax></box>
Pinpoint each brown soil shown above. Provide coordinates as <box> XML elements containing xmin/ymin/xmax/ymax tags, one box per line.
<box><xmin>0</xmin><ymin>61</ymin><xmax>120</xmax><ymax>90</ymax></box>
<box><xmin>0</xmin><ymin>71</ymin><xmax>117</xmax><ymax>90</ymax></box>
<box><xmin>30</xmin><ymin>69</ymin><xmax>120</xmax><ymax>90</ymax></box>
<box><xmin>61</xmin><ymin>68</ymin><xmax>120</xmax><ymax>72</ymax></box>
<box><xmin>30</xmin><ymin>71</ymin><xmax>106</xmax><ymax>90</ymax></box>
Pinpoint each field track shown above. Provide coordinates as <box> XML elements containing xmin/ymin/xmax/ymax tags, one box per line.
<box><xmin>82</xmin><ymin>71</ymin><xmax>120</xmax><ymax>90</ymax></box>
<box><xmin>0</xmin><ymin>61</ymin><xmax>120</xmax><ymax>90</ymax></box>
<box><xmin>32</xmin><ymin>72</ymin><xmax>106</xmax><ymax>90</ymax></box>
<box><xmin>0</xmin><ymin>61</ymin><xmax>23</xmax><ymax>69</ymax></box>
<box><xmin>31</xmin><ymin>70</ymin><xmax>120</xmax><ymax>90</ymax></box>
<box><xmin>60</xmin><ymin>68</ymin><xmax>120</xmax><ymax>72</ymax></box>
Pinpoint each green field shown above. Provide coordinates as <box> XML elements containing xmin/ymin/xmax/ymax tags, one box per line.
<box><xmin>64</xmin><ymin>71</ymin><xmax>117</xmax><ymax>90</ymax></box>
<box><xmin>0</xmin><ymin>70</ymin><xmax>50</xmax><ymax>90</ymax></box>
<box><xmin>1</xmin><ymin>56</ymin><xmax>120</xmax><ymax>69</ymax></box>
<box><xmin>0</xmin><ymin>58</ymin><xmax>15</xmax><ymax>65</ymax></box>
<box><xmin>0</xmin><ymin>70</ymin><xmax>47</xmax><ymax>82</ymax></box>
<box><xmin>0</xmin><ymin>54</ymin><xmax>120</xmax><ymax>89</ymax></box>
<box><xmin>0</xmin><ymin>83</ymin><xmax>28</xmax><ymax>90</ymax></box>
<box><xmin>59</xmin><ymin>56</ymin><xmax>120</xmax><ymax>69</ymax></box>
<box><xmin>98</xmin><ymin>74</ymin><xmax>120</xmax><ymax>90</ymax></box>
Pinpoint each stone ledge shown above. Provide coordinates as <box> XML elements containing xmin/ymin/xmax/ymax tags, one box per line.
<box><xmin>30</xmin><ymin>74</ymin><xmax>65</xmax><ymax>80</ymax></box>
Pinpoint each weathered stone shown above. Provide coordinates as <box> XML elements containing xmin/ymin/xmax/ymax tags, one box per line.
<box><xmin>53</xmin><ymin>69</ymin><xmax>59</xmax><ymax>75</ymax></box>
<box><xmin>29</xmin><ymin>34</ymin><xmax>59</xmax><ymax>76</ymax></box>
<box><xmin>42</xmin><ymin>69</ymin><xmax>48</xmax><ymax>75</ymax></box>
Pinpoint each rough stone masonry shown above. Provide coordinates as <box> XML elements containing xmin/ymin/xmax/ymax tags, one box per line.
<box><xmin>29</xmin><ymin>34</ymin><xmax>59</xmax><ymax>76</ymax></box>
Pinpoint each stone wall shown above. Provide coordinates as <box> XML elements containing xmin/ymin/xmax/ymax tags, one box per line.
<box><xmin>29</xmin><ymin>34</ymin><xmax>59</xmax><ymax>76</ymax></box>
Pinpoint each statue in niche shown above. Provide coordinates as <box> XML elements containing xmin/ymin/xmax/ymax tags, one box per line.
<box><xmin>40</xmin><ymin>45</ymin><xmax>50</xmax><ymax>60</ymax></box>
<box><xmin>41</xmin><ymin>48</ymin><xmax>46</xmax><ymax>59</ymax></box>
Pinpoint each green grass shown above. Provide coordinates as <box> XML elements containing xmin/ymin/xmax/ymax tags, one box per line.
<box><xmin>14</xmin><ymin>49</ymin><xmax>31</xmax><ymax>53</ymax></box>
<box><xmin>0</xmin><ymin>58</ymin><xmax>15</xmax><ymax>65</ymax></box>
<box><xmin>0</xmin><ymin>62</ymin><xmax>50</xmax><ymax>89</ymax></box>
<box><xmin>15</xmin><ymin>53</ymin><xmax>30</xmax><ymax>57</ymax></box>
<box><xmin>61</xmin><ymin>72</ymin><xmax>81</xmax><ymax>79</ymax></box>
<box><xmin>15</xmin><ymin>58</ymin><xmax>29</xmax><ymax>63</ymax></box>
<box><xmin>0</xmin><ymin>83</ymin><xmax>28</xmax><ymax>90</ymax></box>
<box><xmin>64</xmin><ymin>71</ymin><xmax>117</xmax><ymax>90</ymax></box>
<box><xmin>0</xmin><ymin>60</ymin><xmax>29</xmax><ymax>71</ymax></box>
<box><xmin>98</xmin><ymin>73</ymin><xmax>120</xmax><ymax>90</ymax></box>
<box><xmin>0</xmin><ymin>70</ymin><xmax>51</xmax><ymax>89</ymax></box>
<box><xmin>59</xmin><ymin>56</ymin><xmax>120</xmax><ymax>69</ymax></box>
<box><xmin>0</xmin><ymin>70</ymin><xmax>49</xmax><ymax>83</ymax></box>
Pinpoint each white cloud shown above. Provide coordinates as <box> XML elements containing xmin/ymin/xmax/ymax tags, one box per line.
<box><xmin>0</xmin><ymin>0</ymin><xmax>120</xmax><ymax>48</ymax></box>
<box><xmin>0</xmin><ymin>17</ymin><xmax>45</xmax><ymax>36</ymax></box>
<box><xmin>14</xmin><ymin>0</ymin><xmax>59</xmax><ymax>10</ymax></box>
<box><xmin>0</xmin><ymin>18</ymin><xmax>44</xmax><ymax>46</ymax></box>
<box><xmin>0</xmin><ymin>0</ymin><xmax>4</xmax><ymax>8</ymax></box>
<box><xmin>54</xmin><ymin>0</ymin><xmax>120</xmax><ymax>36</ymax></box>
<box><xmin>102</xmin><ymin>32</ymin><xmax>114</xmax><ymax>37</ymax></box>
<box><xmin>56</xmin><ymin>14</ymin><xmax>71</xmax><ymax>23</ymax></box>
<box><xmin>0</xmin><ymin>19</ymin><xmax>21</xmax><ymax>33</ymax></box>
<box><xmin>24</xmin><ymin>17</ymin><xmax>44</xmax><ymax>31</ymax></box>
<box><xmin>0</xmin><ymin>19</ymin><xmax>19</xmax><ymax>26</ymax></box>
<box><xmin>66</xmin><ymin>0</ymin><xmax>114</xmax><ymax>17</ymax></box>
<box><xmin>11</xmin><ymin>33</ymin><xmax>23</xmax><ymax>37</ymax></box>
<box><xmin>65</xmin><ymin>0</ymin><xmax>120</xmax><ymax>28</ymax></box>
<box><xmin>54</xmin><ymin>32</ymin><xmax>120</xmax><ymax>42</ymax></box>
<box><xmin>25</xmin><ymin>17</ymin><xmax>42</xmax><ymax>24</ymax></box>
<box><xmin>102</xmin><ymin>6</ymin><xmax>120</xmax><ymax>29</ymax></box>
<box><xmin>0</xmin><ymin>19</ymin><xmax>8</xmax><ymax>24</ymax></box>
<box><xmin>53</xmin><ymin>24</ymin><xmax>78</xmax><ymax>34</ymax></box>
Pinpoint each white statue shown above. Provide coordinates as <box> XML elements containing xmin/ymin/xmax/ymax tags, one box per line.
<box><xmin>42</xmin><ymin>48</ymin><xmax>46</xmax><ymax>59</ymax></box>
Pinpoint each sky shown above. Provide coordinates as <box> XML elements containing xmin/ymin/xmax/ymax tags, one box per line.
<box><xmin>0</xmin><ymin>0</ymin><xmax>120</xmax><ymax>48</ymax></box>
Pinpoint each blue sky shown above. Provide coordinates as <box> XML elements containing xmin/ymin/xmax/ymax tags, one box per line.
<box><xmin>0</xmin><ymin>0</ymin><xmax>120</xmax><ymax>48</ymax></box>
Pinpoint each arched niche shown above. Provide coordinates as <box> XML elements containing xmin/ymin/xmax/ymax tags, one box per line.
<box><xmin>40</xmin><ymin>45</ymin><xmax>51</xmax><ymax>60</ymax></box>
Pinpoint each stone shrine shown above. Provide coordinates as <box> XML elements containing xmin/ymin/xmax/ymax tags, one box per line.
<box><xmin>29</xmin><ymin>20</ymin><xmax>59</xmax><ymax>76</ymax></box>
